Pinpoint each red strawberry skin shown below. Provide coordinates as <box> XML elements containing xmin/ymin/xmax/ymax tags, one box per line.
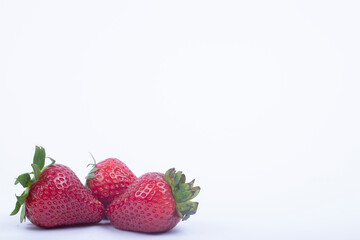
<box><xmin>86</xmin><ymin>158</ymin><xmax>137</xmax><ymax>207</ymax></box>
<box><xmin>25</xmin><ymin>164</ymin><xmax>105</xmax><ymax>228</ymax></box>
<box><xmin>106</xmin><ymin>172</ymin><xmax>180</xmax><ymax>233</ymax></box>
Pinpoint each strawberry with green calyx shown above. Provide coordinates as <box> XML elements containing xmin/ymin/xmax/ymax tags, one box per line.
<box><xmin>85</xmin><ymin>155</ymin><xmax>137</xmax><ymax>207</ymax></box>
<box><xmin>106</xmin><ymin>168</ymin><xmax>200</xmax><ymax>233</ymax></box>
<box><xmin>11</xmin><ymin>146</ymin><xmax>105</xmax><ymax>228</ymax></box>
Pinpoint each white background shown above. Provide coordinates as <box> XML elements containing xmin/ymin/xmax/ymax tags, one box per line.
<box><xmin>1</xmin><ymin>1</ymin><xmax>360</xmax><ymax>239</ymax></box>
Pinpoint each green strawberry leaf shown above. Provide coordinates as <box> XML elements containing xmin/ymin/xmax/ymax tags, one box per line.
<box><xmin>33</xmin><ymin>146</ymin><xmax>46</xmax><ymax>170</ymax></box>
<box><xmin>16</xmin><ymin>189</ymin><xmax>29</xmax><ymax>205</ymax></box>
<box><xmin>174</xmin><ymin>171</ymin><xmax>183</xmax><ymax>186</ymax></box>
<box><xmin>85</xmin><ymin>153</ymin><xmax>98</xmax><ymax>182</ymax></box>
<box><xmin>164</xmin><ymin>168</ymin><xmax>201</xmax><ymax>221</ymax></box>
<box><xmin>43</xmin><ymin>157</ymin><xmax>56</xmax><ymax>170</ymax></box>
<box><xmin>173</xmin><ymin>182</ymin><xmax>200</xmax><ymax>203</ymax></box>
<box><xmin>31</xmin><ymin>163</ymin><xmax>41</xmax><ymax>181</ymax></box>
<box><xmin>20</xmin><ymin>204</ymin><xmax>26</xmax><ymax>223</ymax></box>
<box><xmin>176</xmin><ymin>201</ymin><xmax>199</xmax><ymax>221</ymax></box>
<box><xmin>165</xmin><ymin>168</ymin><xmax>176</xmax><ymax>191</ymax></box>
<box><xmin>47</xmin><ymin>157</ymin><xmax>56</xmax><ymax>165</ymax></box>
<box><xmin>14</xmin><ymin>173</ymin><xmax>31</xmax><ymax>188</ymax></box>
<box><xmin>10</xmin><ymin>201</ymin><xmax>21</xmax><ymax>216</ymax></box>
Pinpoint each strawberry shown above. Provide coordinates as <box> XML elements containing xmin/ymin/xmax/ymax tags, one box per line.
<box><xmin>85</xmin><ymin>157</ymin><xmax>137</xmax><ymax>207</ymax></box>
<box><xmin>10</xmin><ymin>146</ymin><xmax>105</xmax><ymax>228</ymax></box>
<box><xmin>106</xmin><ymin>168</ymin><xmax>200</xmax><ymax>233</ymax></box>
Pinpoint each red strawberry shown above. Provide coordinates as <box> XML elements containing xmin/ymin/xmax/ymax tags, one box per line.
<box><xmin>11</xmin><ymin>146</ymin><xmax>105</xmax><ymax>228</ymax></box>
<box><xmin>85</xmin><ymin>157</ymin><xmax>137</xmax><ymax>207</ymax></box>
<box><xmin>106</xmin><ymin>168</ymin><xmax>200</xmax><ymax>233</ymax></box>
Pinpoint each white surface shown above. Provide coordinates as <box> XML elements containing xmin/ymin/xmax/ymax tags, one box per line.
<box><xmin>1</xmin><ymin>1</ymin><xmax>360</xmax><ymax>239</ymax></box>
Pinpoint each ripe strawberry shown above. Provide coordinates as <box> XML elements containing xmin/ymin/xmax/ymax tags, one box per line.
<box><xmin>11</xmin><ymin>146</ymin><xmax>105</xmax><ymax>228</ymax></box>
<box><xmin>85</xmin><ymin>157</ymin><xmax>137</xmax><ymax>207</ymax></box>
<box><xmin>106</xmin><ymin>168</ymin><xmax>200</xmax><ymax>233</ymax></box>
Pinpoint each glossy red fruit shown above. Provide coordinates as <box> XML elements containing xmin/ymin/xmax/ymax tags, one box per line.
<box><xmin>86</xmin><ymin>158</ymin><xmax>137</xmax><ymax>207</ymax></box>
<box><xmin>11</xmin><ymin>146</ymin><xmax>105</xmax><ymax>228</ymax></box>
<box><xmin>106</xmin><ymin>168</ymin><xmax>200</xmax><ymax>233</ymax></box>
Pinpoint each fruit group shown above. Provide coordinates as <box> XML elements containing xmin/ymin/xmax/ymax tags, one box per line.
<box><xmin>86</xmin><ymin>157</ymin><xmax>137</xmax><ymax>207</ymax></box>
<box><xmin>11</xmin><ymin>146</ymin><xmax>105</xmax><ymax>228</ymax></box>
<box><xmin>106</xmin><ymin>168</ymin><xmax>200</xmax><ymax>233</ymax></box>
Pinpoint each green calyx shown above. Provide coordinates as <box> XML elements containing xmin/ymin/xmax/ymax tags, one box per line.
<box><xmin>85</xmin><ymin>153</ymin><xmax>98</xmax><ymax>186</ymax></box>
<box><xmin>164</xmin><ymin>168</ymin><xmax>201</xmax><ymax>221</ymax></box>
<box><xmin>10</xmin><ymin>146</ymin><xmax>56</xmax><ymax>222</ymax></box>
